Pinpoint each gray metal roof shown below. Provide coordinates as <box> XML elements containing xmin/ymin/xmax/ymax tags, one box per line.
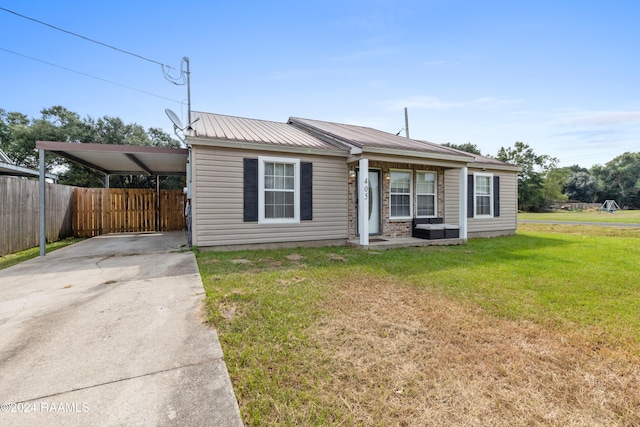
<box><xmin>288</xmin><ymin>117</ymin><xmax>469</xmax><ymax>157</ymax></box>
<box><xmin>190</xmin><ymin>111</ymin><xmax>344</xmax><ymax>151</ymax></box>
<box><xmin>0</xmin><ymin>148</ymin><xmax>59</xmax><ymax>179</ymax></box>
<box><xmin>188</xmin><ymin>111</ymin><xmax>516</xmax><ymax>168</ymax></box>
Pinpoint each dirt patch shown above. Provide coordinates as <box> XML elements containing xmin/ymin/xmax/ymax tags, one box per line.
<box><xmin>326</xmin><ymin>253</ymin><xmax>347</xmax><ymax>263</ymax></box>
<box><xmin>286</xmin><ymin>253</ymin><xmax>304</xmax><ymax>262</ymax></box>
<box><xmin>312</xmin><ymin>279</ymin><xmax>640</xmax><ymax>426</ymax></box>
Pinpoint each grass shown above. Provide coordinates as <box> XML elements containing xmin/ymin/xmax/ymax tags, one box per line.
<box><xmin>197</xmin><ymin>226</ymin><xmax>640</xmax><ymax>426</ymax></box>
<box><xmin>519</xmin><ymin>209</ymin><xmax>640</xmax><ymax>223</ymax></box>
<box><xmin>0</xmin><ymin>237</ymin><xmax>83</xmax><ymax>270</ymax></box>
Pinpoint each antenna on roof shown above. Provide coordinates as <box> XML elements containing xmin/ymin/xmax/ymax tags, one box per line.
<box><xmin>165</xmin><ymin>108</ymin><xmax>200</xmax><ymax>145</ymax></box>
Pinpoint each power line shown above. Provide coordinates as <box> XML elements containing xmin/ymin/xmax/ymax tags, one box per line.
<box><xmin>0</xmin><ymin>6</ymin><xmax>174</xmax><ymax>70</ymax></box>
<box><xmin>0</xmin><ymin>46</ymin><xmax>181</xmax><ymax>104</ymax></box>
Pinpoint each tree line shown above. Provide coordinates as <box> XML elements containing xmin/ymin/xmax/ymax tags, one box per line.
<box><xmin>0</xmin><ymin>106</ymin><xmax>182</xmax><ymax>189</ymax></box>
<box><xmin>443</xmin><ymin>141</ymin><xmax>640</xmax><ymax>211</ymax></box>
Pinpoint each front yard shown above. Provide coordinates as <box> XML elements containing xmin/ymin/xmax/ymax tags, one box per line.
<box><xmin>197</xmin><ymin>224</ymin><xmax>640</xmax><ymax>426</ymax></box>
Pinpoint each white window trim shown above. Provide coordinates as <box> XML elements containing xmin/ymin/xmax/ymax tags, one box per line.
<box><xmin>416</xmin><ymin>170</ymin><xmax>438</xmax><ymax>218</ymax></box>
<box><xmin>473</xmin><ymin>172</ymin><xmax>493</xmax><ymax>218</ymax></box>
<box><xmin>389</xmin><ymin>169</ymin><xmax>413</xmax><ymax>220</ymax></box>
<box><xmin>258</xmin><ymin>156</ymin><xmax>300</xmax><ymax>224</ymax></box>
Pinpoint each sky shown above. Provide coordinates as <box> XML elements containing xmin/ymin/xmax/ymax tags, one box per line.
<box><xmin>1</xmin><ymin>0</ymin><xmax>639</xmax><ymax>168</ymax></box>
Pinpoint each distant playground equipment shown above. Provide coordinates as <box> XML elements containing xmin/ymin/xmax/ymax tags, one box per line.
<box><xmin>600</xmin><ymin>200</ymin><xmax>621</xmax><ymax>213</ymax></box>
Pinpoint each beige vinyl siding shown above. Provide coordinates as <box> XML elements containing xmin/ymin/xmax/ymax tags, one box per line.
<box><xmin>443</xmin><ymin>168</ymin><xmax>460</xmax><ymax>225</ymax></box>
<box><xmin>192</xmin><ymin>145</ymin><xmax>348</xmax><ymax>247</ymax></box>
<box><xmin>467</xmin><ymin>168</ymin><xmax>518</xmax><ymax>236</ymax></box>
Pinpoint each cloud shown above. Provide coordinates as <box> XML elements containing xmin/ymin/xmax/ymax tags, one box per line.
<box><xmin>383</xmin><ymin>96</ymin><xmax>522</xmax><ymax>111</ymax></box>
<box><xmin>558</xmin><ymin>110</ymin><xmax>640</xmax><ymax>127</ymax></box>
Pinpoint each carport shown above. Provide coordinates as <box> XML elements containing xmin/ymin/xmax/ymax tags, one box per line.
<box><xmin>35</xmin><ymin>141</ymin><xmax>190</xmax><ymax>256</ymax></box>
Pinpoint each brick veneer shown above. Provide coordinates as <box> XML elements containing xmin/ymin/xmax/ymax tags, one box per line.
<box><xmin>347</xmin><ymin>161</ymin><xmax>446</xmax><ymax>239</ymax></box>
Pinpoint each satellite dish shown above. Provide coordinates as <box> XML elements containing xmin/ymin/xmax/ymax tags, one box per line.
<box><xmin>165</xmin><ymin>109</ymin><xmax>184</xmax><ymax>130</ymax></box>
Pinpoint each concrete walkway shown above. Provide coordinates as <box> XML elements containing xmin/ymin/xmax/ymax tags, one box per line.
<box><xmin>0</xmin><ymin>232</ymin><xmax>243</xmax><ymax>427</ymax></box>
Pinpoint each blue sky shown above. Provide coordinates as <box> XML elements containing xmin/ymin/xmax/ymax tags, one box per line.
<box><xmin>1</xmin><ymin>0</ymin><xmax>639</xmax><ymax>168</ymax></box>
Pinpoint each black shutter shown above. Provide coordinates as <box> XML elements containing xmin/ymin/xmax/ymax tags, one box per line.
<box><xmin>493</xmin><ymin>176</ymin><xmax>500</xmax><ymax>217</ymax></box>
<box><xmin>243</xmin><ymin>158</ymin><xmax>258</xmax><ymax>222</ymax></box>
<box><xmin>467</xmin><ymin>174</ymin><xmax>474</xmax><ymax>218</ymax></box>
<box><xmin>300</xmin><ymin>162</ymin><xmax>313</xmax><ymax>220</ymax></box>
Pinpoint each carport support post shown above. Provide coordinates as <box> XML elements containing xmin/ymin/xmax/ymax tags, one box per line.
<box><xmin>39</xmin><ymin>149</ymin><xmax>46</xmax><ymax>256</ymax></box>
<box><xmin>358</xmin><ymin>158</ymin><xmax>369</xmax><ymax>246</ymax></box>
<box><xmin>155</xmin><ymin>175</ymin><xmax>160</xmax><ymax>231</ymax></box>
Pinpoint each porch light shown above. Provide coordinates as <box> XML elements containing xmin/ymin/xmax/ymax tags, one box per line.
<box><xmin>349</xmin><ymin>169</ymin><xmax>356</xmax><ymax>179</ymax></box>
<box><xmin>384</xmin><ymin>171</ymin><xmax>390</xmax><ymax>180</ymax></box>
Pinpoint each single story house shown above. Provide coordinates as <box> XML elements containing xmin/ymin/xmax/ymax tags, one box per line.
<box><xmin>187</xmin><ymin>111</ymin><xmax>520</xmax><ymax>250</ymax></box>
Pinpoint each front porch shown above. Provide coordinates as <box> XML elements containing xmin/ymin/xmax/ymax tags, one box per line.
<box><xmin>347</xmin><ymin>236</ymin><xmax>467</xmax><ymax>250</ymax></box>
<box><xmin>348</xmin><ymin>157</ymin><xmax>468</xmax><ymax>247</ymax></box>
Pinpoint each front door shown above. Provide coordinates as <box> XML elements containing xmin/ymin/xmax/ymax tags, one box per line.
<box><xmin>357</xmin><ymin>170</ymin><xmax>381</xmax><ymax>235</ymax></box>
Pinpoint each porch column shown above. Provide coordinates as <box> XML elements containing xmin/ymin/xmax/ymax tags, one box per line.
<box><xmin>459</xmin><ymin>166</ymin><xmax>468</xmax><ymax>239</ymax></box>
<box><xmin>358</xmin><ymin>158</ymin><xmax>369</xmax><ymax>246</ymax></box>
<box><xmin>39</xmin><ymin>149</ymin><xmax>46</xmax><ymax>256</ymax></box>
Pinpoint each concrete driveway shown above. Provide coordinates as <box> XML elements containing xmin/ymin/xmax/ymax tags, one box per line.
<box><xmin>0</xmin><ymin>232</ymin><xmax>243</xmax><ymax>427</ymax></box>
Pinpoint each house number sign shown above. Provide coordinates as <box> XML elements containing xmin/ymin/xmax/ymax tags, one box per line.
<box><xmin>363</xmin><ymin>177</ymin><xmax>369</xmax><ymax>201</ymax></box>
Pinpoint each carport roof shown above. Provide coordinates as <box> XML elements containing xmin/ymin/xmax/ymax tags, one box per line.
<box><xmin>36</xmin><ymin>141</ymin><xmax>188</xmax><ymax>176</ymax></box>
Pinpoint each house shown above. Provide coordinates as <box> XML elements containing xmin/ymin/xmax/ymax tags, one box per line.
<box><xmin>187</xmin><ymin>111</ymin><xmax>520</xmax><ymax>250</ymax></box>
<box><xmin>0</xmin><ymin>148</ymin><xmax>58</xmax><ymax>181</ymax></box>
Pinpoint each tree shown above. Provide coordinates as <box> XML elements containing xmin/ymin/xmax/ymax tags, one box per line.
<box><xmin>496</xmin><ymin>142</ymin><xmax>559</xmax><ymax>211</ymax></box>
<box><xmin>0</xmin><ymin>106</ymin><xmax>181</xmax><ymax>188</ymax></box>
<box><xmin>441</xmin><ymin>142</ymin><xmax>482</xmax><ymax>155</ymax></box>
<box><xmin>595</xmin><ymin>152</ymin><xmax>640</xmax><ymax>208</ymax></box>
<box><xmin>543</xmin><ymin>167</ymin><xmax>569</xmax><ymax>207</ymax></box>
<box><xmin>565</xmin><ymin>170</ymin><xmax>600</xmax><ymax>202</ymax></box>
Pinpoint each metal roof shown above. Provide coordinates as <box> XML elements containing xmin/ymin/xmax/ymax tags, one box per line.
<box><xmin>0</xmin><ymin>148</ymin><xmax>59</xmax><ymax>179</ymax></box>
<box><xmin>190</xmin><ymin>111</ymin><xmax>344</xmax><ymax>151</ymax></box>
<box><xmin>35</xmin><ymin>141</ymin><xmax>188</xmax><ymax>175</ymax></box>
<box><xmin>188</xmin><ymin>111</ymin><xmax>516</xmax><ymax>168</ymax></box>
<box><xmin>288</xmin><ymin>117</ymin><xmax>470</xmax><ymax>157</ymax></box>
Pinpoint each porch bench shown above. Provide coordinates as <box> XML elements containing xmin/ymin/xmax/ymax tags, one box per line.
<box><xmin>412</xmin><ymin>218</ymin><xmax>460</xmax><ymax>240</ymax></box>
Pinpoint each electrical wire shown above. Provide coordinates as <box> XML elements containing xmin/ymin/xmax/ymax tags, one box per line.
<box><xmin>0</xmin><ymin>6</ymin><xmax>174</xmax><ymax>70</ymax></box>
<box><xmin>0</xmin><ymin>46</ymin><xmax>182</xmax><ymax>104</ymax></box>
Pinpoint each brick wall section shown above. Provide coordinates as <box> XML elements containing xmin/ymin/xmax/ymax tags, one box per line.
<box><xmin>347</xmin><ymin>161</ymin><xmax>447</xmax><ymax>239</ymax></box>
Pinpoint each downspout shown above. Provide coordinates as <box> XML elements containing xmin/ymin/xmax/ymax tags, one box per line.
<box><xmin>185</xmin><ymin>146</ymin><xmax>192</xmax><ymax>246</ymax></box>
<box><xmin>459</xmin><ymin>166</ymin><xmax>468</xmax><ymax>239</ymax></box>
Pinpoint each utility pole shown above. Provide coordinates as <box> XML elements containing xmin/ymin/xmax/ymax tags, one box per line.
<box><xmin>404</xmin><ymin>107</ymin><xmax>410</xmax><ymax>138</ymax></box>
<box><xmin>185</xmin><ymin>57</ymin><xmax>192</xmax><ymax>129</ymax></box>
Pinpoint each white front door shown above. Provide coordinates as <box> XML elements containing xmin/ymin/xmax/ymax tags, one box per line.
<box><xmin>358</xmin><ymin>170</ymin><xmax>381</xmax><ymax>235</ymax></box>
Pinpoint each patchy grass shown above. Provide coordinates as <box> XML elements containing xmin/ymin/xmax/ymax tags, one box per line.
<box><xmin>197</xmin><ymin>229</ymin><xmax>640</xmax><ymax>426</ymax></box>
<box><xmin>0</xmin><ymin>237</ymin><xmax>83</xmax><ymax>270</ymax></box>
<box><xmin>519</xmin><ymin>209</ymin><xmax>640</xmax><ymax>223</ymax></box>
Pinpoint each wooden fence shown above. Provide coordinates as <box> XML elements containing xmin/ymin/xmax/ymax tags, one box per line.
<box><xmin>0</xmin><ymin>176</ymin><xmax>75</xmax><ymax>256</ymax></box>
<box><xmin>74</xmin><ymin>188</ymin><xmax>185</xmax><ymax>237</ymax></box>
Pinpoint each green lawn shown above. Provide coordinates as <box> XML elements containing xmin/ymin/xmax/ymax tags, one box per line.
<box><xmin>0</xmin><ymin>237</ymin><xmax>83</xmax><ymax>270</ymax></box>
<box><xmin>519</xmin><ymin>209</ymin><xmax>640</xmax><ymax>223</ymax></box>
<box><xmin>197</xmin><ymin>227</ymin><xmax>640</xmax><ymax>425</ymax></box>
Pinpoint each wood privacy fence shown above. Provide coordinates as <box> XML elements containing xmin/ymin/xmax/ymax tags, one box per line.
<box><xmin>74</xmin><ymin>188</ymin><xmax>185</xmax><ymax>237</ymax></box>
<box><xmin>0</xmin><ymin>176</ymin><xmax>74</xmax><ymax>256</ymax></box>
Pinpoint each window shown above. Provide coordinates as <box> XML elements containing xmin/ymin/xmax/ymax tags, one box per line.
<box><xmin>474</xmin><ymin>173</ymin><xmax>493</xmax><ymax>217</ymax></box>
<box><xmin>416</xmin><ymin>171</ymin><xmax>437</xmax><ymax>217</ymax></box>
<box><xmin>390</xmin><ymin>170</ymin><xmax>412</xmax><ymax>218</ymax></box>
<box><xmin>258</xmin><ymin>156</ymin><xmax>300</xmax><ymax>223</ymax></box>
